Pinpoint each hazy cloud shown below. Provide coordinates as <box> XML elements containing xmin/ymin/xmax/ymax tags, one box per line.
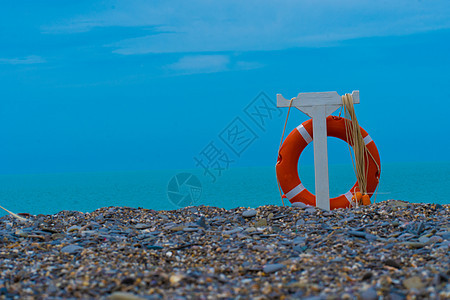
<box><xmin>234</xmin><ymin>61</ymin><xmax>264</xmax><ymax>71</ymax></box>
<box><xmin>165</xmin><ymin>54</ymin><xmax>264</xmax><ymax>75</ymax></box>
<box><xmin>166</xmin><ymin>55</ymin><xmax>230</xmax><ymax>74</ymax></box>
<box><xmin>42</xmin><ymin>0</ymin><xmax>450</xmax><ymax>54</ymax></box>
<box><xmin>0</xmin><ymin>55</ymin><xmax>46</xmax><ymax>65</ymax></box>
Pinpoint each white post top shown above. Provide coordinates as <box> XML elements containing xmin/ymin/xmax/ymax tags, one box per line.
<box><xmin>276</xmin><ymin>90</ymin><xmax>360</xmax><ymax>211</ymax></box>
<box><xmin>277</xmin><ymin>90</ymin><xmax>359</xmax><ymax>118</ymax></box>
<box><xmin>277</xmin><ymin>90</ymin><xmax>359</xmax><ymax>107</ymax></box>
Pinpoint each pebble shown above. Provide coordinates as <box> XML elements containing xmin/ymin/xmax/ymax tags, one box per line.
<box><xmin>253</xmin><ymin>245</ymin><xmax>268</xmax><ymax>252</ymax></box>
<box><xmin>134</xmin><ymin>223</ymin><xmax>151</xmax><ymax>229</ymax></box>
<box><xmin>196</xmin><ymin>216</ymin><xmax>207</xmax><ymax>229</ymax></box>
<box><xmin>389</xmin><ymin>200</ymin><xmax>409</xmax><ymax>208</ymax></box>
<box><xmin>403</xmin><ymin>276</ymin><xmax>426</xmax><ymax>290</ymax></box>
<box><xmin>67</xmin><ymin>225</ymin><xmax>81</xmax><ymax>232</ymax></box>
<box><xmin>244</xmin><ymin>227</ymin><xmax>256</xmax><ymax>233</ymax></box>
<box><xmin>0</xmin><ymin>200</ymin><xmax>447</xmax><ymax>299</ymax></box>
<box><xmin>360</xmin><ymin>287</ymin><xmax>378</xmax><ymax>300</ymax></box>
<box><xmin>418</xmin><ymin>235</ymin><xmax>430</xmax><ymax>243</ymax></box>
<box><xmin>254</xmin><ymin>218</ymin><xmax>268</xmax><ymax>227</ymax></box>
<box><xmin>169</xmin><ymin>274</ymin><xmax>184</xmax><ymax>285</ymax></box>
<box><xmin>293</xmin><ymin>245</ymin><xmax>307</xmax><ymax>253</ymax></box>
<box><xmin>263</xmin><ymin>263</ymin><xmax>285</xmax><ymax>273</ymax></box>
<box><xmin>402</xmin><ymin>242</ymin><xmax>425</xmax><ymax>249</ymax></box>
<box><xmin>242</xmin><ymin>209</ymin><xmax>257</xmax><ymax>218</ymax></box>
<box><xmin>296</xmin><ymin>219</ymin><xmax>305</xmax><ymax>226</ymax></box>
<box><xmin>348</xmin><ymin>230</ymin><xmax>366</xmax><ymax>238</ymax></box>
<box><xmin>384</xmin><ymin>259</ymin><xmax>401</xmax><ymax>269</ymax></box>
<box><xmin>428</xmin><ymin>236</ymin><xmax>443</xmax><ymax>244</ymax></box>
<box><xmin>223</xmin><ymin>227</ymin><xmax>243</xmax><ymax>235</ymax></box>
<box><xmin>305</xmin><ymin>207</ymin><xmax>317</xmax><ymax>213</ymax></box>
<box><xmin>14</xmin><ymin>230</ymin><xmax>28</xmax><ymax>237</ymax></box>
<box><xmin>433</xmin><ymin>273</ymin><xmax>448</xmax><ymax>285</ymax></box>
<box><xmin>183</xmin><ymin>227</ymin><xmax>199</xmax><ymax>232</ymax></box>
<box><xmin>146</xmin><ymin>245</ymin><xmax>163</xmax><ymax>250</ymax></box>
<box><xmin>389</xmin><ymin>292</ymin><xmax>406</xmax><ymax>300</ymax></box>
<box><xmin>108</xmin><ymin>292</ymin><xmax>147</xmax><ymax>300</ymax></box>
<box><xmin>170</xmin><ymin>225</ymin><xmax>185</xmax><ymax>232</ymax></box>
<box><xmin>292</xmin><ymin>236</ymin><xmax>306</xmax><ymax>245</ymax></box>
<box><xmin>292</xmin><ymin>202</ymin><xmax>307</xmax><ymax>208</ymax></box>
<box><xmin>60</xmin><ymin>244</ymin><xmax>83</xmax><ymax>254</ymax></box>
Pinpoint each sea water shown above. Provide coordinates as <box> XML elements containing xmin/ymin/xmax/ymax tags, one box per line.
<box><xmin>0</xmin><ymin>161</ymin><xmax>449</xmax><ymax>217</ymax></box>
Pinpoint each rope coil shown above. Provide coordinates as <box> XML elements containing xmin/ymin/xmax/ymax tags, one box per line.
<box><xmin>342</xmin><ymin>93</ymin><xmax>381</xmax><ymax>205</ymax></box>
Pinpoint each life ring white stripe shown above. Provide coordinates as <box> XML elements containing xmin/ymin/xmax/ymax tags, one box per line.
<box><xmin>363</xmin><ymin>135</ymin><xmax>373</xmax><ymax>145</ymax></box>
<box><xmin>286</xmin><ymin>183</ymin><xmax>306</xmax><ymax>200</ymax></box>
<box><xmin>344</xmin><ymin>191</ymin><xmax>353</xmax><ymax>203</ymax></box>
<box><xmin>296</xmin><ymin>124</ymin><xmax>312</xmax><ymax>144</ymax></box>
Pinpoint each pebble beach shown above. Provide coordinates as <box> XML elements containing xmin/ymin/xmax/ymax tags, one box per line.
<box><xmin>0</xmin><ymin>200</ymin><xmax>448</xmax><ymax>299</ymax></box>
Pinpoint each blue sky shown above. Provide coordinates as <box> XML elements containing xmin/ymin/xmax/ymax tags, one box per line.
<box><xmin>0</xmin><ymin>0</ymin><xmax>449</xmax><ymax>174</ymax></box>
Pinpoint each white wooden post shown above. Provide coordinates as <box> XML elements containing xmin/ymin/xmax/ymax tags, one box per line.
<box><xmin>277</xmin><ymin>91</ymin><xmax>360</xmax><ymax>210</ymax></box>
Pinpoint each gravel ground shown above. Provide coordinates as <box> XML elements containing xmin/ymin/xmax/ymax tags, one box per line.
<box><xmin>0</xmin><ymin>200</ymin><xmax>448</xmax><ymax>299</ymax></box>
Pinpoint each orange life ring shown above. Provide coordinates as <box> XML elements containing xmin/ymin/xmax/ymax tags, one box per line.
<box><xmin>276</xmin><ymin>116</ymin><xmax>381</xmax><ymax>210</ymax></box>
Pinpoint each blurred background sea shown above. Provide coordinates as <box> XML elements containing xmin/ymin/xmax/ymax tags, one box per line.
<box><xmin>1</xmin><ymin>161</ymin><xmax>448</xmax><ymax>217</ymax></box>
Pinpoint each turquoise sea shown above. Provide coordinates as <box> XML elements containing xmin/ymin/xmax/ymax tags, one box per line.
<box><xmin>0</xmin><ymin>161</ymin><xmax>449</xmax><ymax>217</ymax></box>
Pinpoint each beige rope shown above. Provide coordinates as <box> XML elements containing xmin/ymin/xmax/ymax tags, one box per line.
<box><xmin>278</xmin><ymin>98</ymin><xmax>295</xmax><ymax>150</ymax></box>
<box><xmin>343</xmin><ymin>94</ymin><xmax>369</xmax><ymax>196</ymax></box>
<box><xmin>0</xmin><ymin>204</ymin><xmax>29</xmax><ymax>222</ymax></box>
<box><xmin>342</xmin><ymin>94</ymin><xmax>380</xmax><ymax>202</ymax></box>
<box><xmin>276</xmin><ymin>98</ymin><xmax>294</xmax><ymax>206</ymax></box>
